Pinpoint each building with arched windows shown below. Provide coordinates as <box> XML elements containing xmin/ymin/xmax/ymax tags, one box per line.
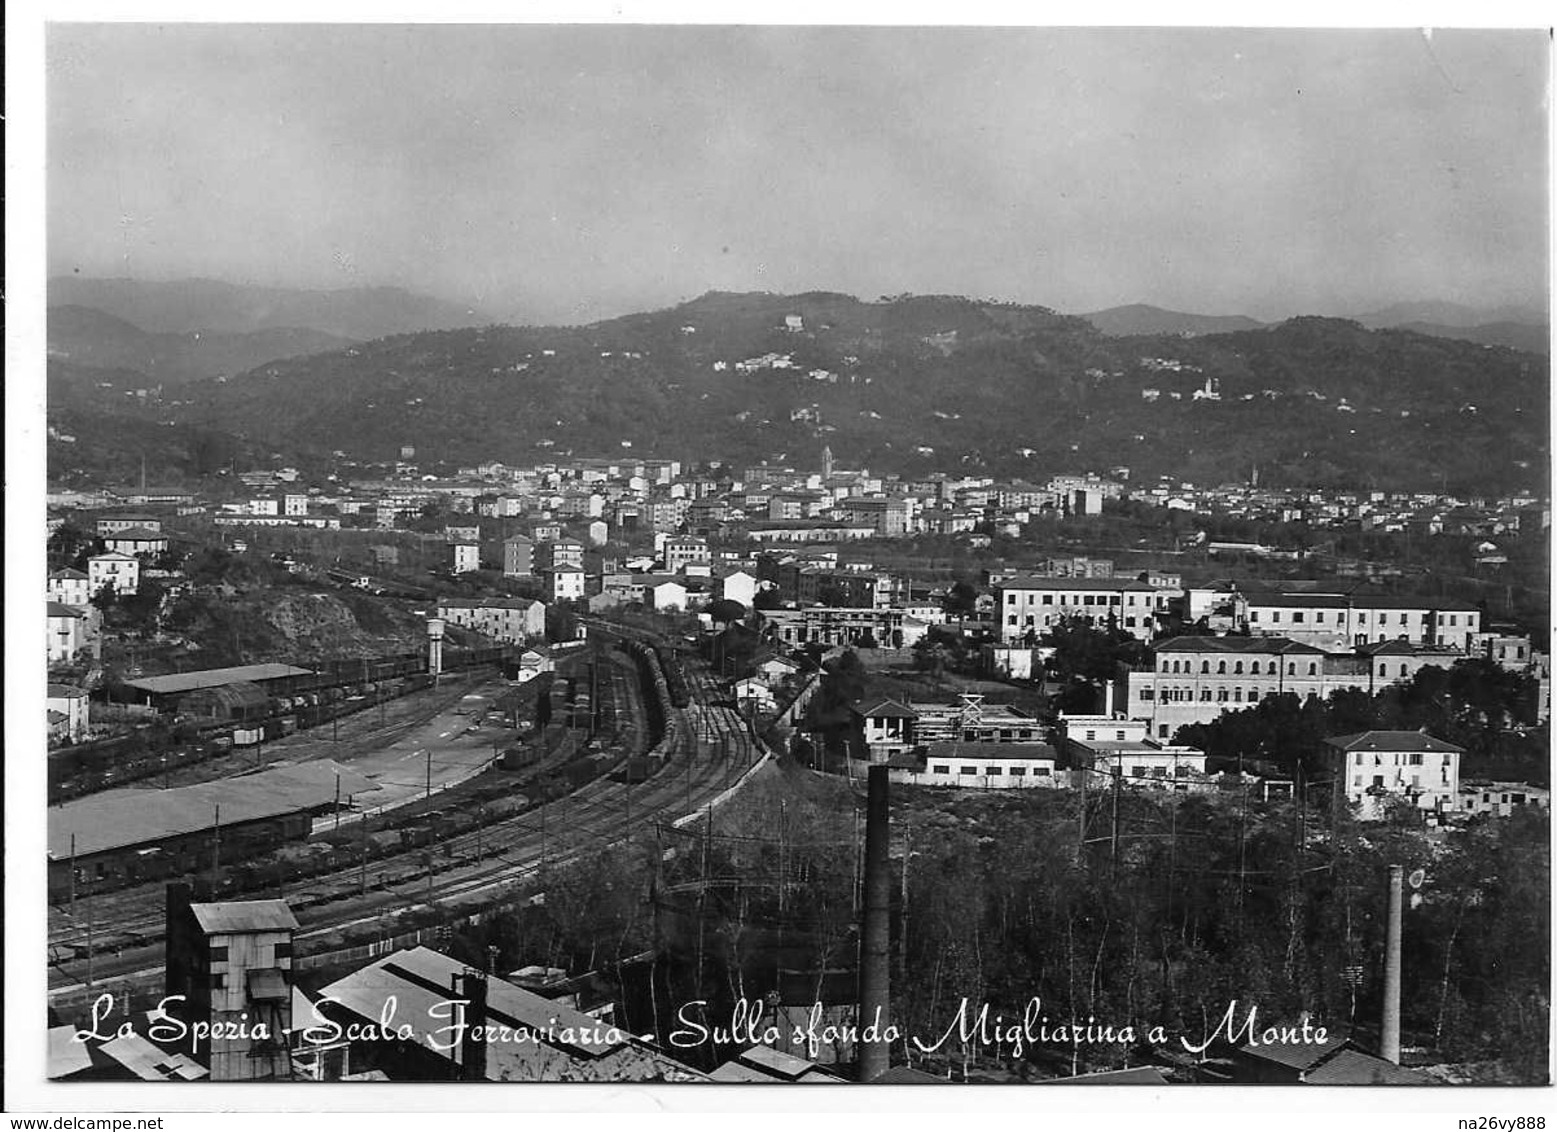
<box><xmin>1123</xmin><ymin>636</ymin><xmax>1468</xmax><ymax>739</ymax></box>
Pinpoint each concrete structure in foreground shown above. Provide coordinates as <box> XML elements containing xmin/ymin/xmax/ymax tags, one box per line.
<box><xmin>165</xmin><ymin>892</ymin><xmax>298</xmax><ymax>1080</ymax></box>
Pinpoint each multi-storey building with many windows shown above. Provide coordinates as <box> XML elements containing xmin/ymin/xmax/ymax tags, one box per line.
<box><xmin>996</xmin><ymin>576</ymin><xmax>1174</xmax><ymax>643</ymax></box>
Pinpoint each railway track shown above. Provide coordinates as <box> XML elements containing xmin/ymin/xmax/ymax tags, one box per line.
<box><xmin>47</xmin><ymin>622</ymin><xmax>766</xmax><ymax>1004</ymax></box>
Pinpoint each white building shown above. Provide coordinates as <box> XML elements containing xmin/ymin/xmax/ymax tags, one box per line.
<box><xmin>1457</xmin><ymin>780</ymin><xmax>1550</xmax><ymax>819</ymax></box>
<box><xmin>1325</xmin><ymin>730</ymin><xmax>1462</xmax><ymax>820</ymax></box>
<box><xmin>47</xmin><ymin>601</ymin><xmax>95</xmax><ymax>664</ymax></box>
<box><xmin>436</xmin><ymin>597</ymin><xmax>545</xmax><ymax>644</ymax></box>
<box><xmin>48</xmin><ymin>567</ymin><xmax>91</xmax><ymax>607</ymax></box>
<box><xmin>1060</xmin><ymin>715</ymin><xmax>1209</xmax><ymax>791</ymax></box>
<box><xmin>544</xmin><ymin>565</ymin><xmax>586</xmax><ymax>602</ymax></box>
<box><xmin>1243</xmin><ymin>591</ymin><xmax>1482</xmax><ymax>652</ymax></box>
<box><xmin>995</xmin><ymin>576</ymin><xmax>1175</xmax><ymax>643</ymax></box>
<box><xmin>449</xmin><ymin>543</ymin><xmax>480</xmax><ymax>574</ymax></box>
<box><xmin>890</xmin><ymin>743</ymin><xmax>1060</xmax><ymax>789</ymax></box>
<box><xmin>719</xmin><ymin>570</ymin><xmax>759</xmax><ymax>609</ymax></box>
<box><xmin>87</xmin><ymin>551</ymin><xmax>140</xmax><ymax>597</ymax></box>
<box><xmin>1121</xmin><ymin>636</ymin><xmax>1472</xmax><ymax>741</ymax></box>
<box><xmin>47</xmin><ymin>683</ymin><xmax>90</xmax><ymax>742</ymax></box>
<box><xmin>283</xmin><ymin>493</ymin><xmax>309</xmax><ymax>517</ymax></box>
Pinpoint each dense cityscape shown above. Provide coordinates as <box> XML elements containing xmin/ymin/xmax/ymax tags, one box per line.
<box><xmin>22</xmin><ymin>19</ymin><xmax>1550</xmax><ymax>1108</ymax></box>
<box><xmin>43</xmin><ymin>423</ymin><xmax>1550</xmax><ymax>1084</ymax></box>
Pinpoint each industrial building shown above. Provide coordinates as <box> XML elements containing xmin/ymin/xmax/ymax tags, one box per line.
<box><xmin>46</xmin><ymin>760</ymin><xmax>377</xmax><ymax>895</ymax></box>
<box><xmin>114</xmin><ymin>663</ymin><xmax>316</xmax><ymax>714</ymax></box>
<box><xmin>315</xmin><ymin>946</ymin><xmax>708</xmax><ymax>1081</ymax></box>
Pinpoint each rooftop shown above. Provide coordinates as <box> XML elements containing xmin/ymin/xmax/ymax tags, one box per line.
<box><xmin>47</xmin><ymin>760</ymin><xmax>378</xmax><ymax>860</ymax></box>
<box><xmin>851</xmin><ymin>697</ymin><xmax>918</xmax><ymax>719</ymax></box>
<box><xmin>190</xmin><ymin>898</ymin><xmax>300</xmax><ymax>934</ymax></box>
<box><xmin>121</xmin><ymin>663</ymin><xmax>313</xmax><ymax>696</ymax></box>
<box><xmin>921</xmin><ymin>741</ymin><xmax>1057</xmax><ymax>761</ymax></box>
<box><xmin>1155</xmin><ymin>636</ymin><xmax>1326</xmax><ymax>655</ymax></box>
<box><xmin>1325</xmin><ymin>730</ymin><xmax>1465</xmax><ymax>754</ymax></box>
<box><xmin>999</xmin><ymin>576</ymin><xmax>1159</xmax><ymax>591</ymax></box>
<box><xmin>1302</xmin><ymin>1048</ymin><xmax>1434</xmax><ymax>1085</ymax></box>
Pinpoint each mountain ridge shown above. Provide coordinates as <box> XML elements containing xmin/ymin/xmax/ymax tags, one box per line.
<box><xmin>93</xmin><ymin>290</ymin><xmax>1538</xmax><ymax>495</ymax></box>
<box><xmin>47</xmin><ymin>276</ymin><xmax>493</xmax><ymax>340</ymax></box>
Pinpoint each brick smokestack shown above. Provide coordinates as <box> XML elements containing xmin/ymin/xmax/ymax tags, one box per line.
<box><xmin>857</xmin><ymin>764</ymin><xmax>892</xmax><ymax>1081</ymax></box>
<box><xmin>458</xmin><ymin>968</ymin><xmax>488</xmax><ymax>1082</ymax></box>
<box><xmin>1381</xmin><ymin>865</ymin><xmax>1403</xmax><ymax>1064</ymax></box>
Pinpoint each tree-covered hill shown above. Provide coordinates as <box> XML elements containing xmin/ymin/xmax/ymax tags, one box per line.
<box><xmin>53</xmin><ymin>290</ymin><xmax>1550</xmax><ymax>493</ymax></box>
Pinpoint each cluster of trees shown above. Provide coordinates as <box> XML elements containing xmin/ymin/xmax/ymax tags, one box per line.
<box><xmin>438</xmin><ymin>775</ymin><xmax>1548</xmax><ymax>1082</ymax></box>
<box><xmin>1176</xmin><ymin>658</ymin><xmax>1546</xmax><ymax>783</ymax></box>
<box><xmin>893</xmin><ymin>790</ymin><xmax>1548</xmax><ymax>1081</ymax></box>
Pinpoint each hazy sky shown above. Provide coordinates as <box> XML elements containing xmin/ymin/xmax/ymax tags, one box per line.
<box><xmin>47</xmin><ymin>24</ymin><xmax>1550</xmax><ymax>324</ymax></box>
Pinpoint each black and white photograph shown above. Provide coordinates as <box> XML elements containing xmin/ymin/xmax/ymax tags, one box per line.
<box><xmin>6</xmin><ymin>8</ymin><xmax>1552</xmax><ymax>1116</ymax></box>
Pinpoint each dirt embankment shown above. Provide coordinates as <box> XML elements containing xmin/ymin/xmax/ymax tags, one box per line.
<box><xmin>118</xmin><ymin>585</ymin><xmax>489</xmax><ymax>673</ymax></box>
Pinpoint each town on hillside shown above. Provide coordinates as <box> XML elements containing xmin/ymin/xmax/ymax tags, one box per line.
<box><xmin>42</xmin><ymin>436</ymin><xmax>1550</xmax><ymax>1085</ymax></box>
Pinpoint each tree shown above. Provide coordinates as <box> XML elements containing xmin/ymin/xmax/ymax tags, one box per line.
<box><xmin>545</xmin><ymin>601</ymin><xmax>579</xmax><ymax>643</ymax></box>
<box><xmin>706</xmin><ymin>598</ymin><xmax>747</xmax><ymax>625</ymax></box>
<box><xmin>941</xmin><ymin>580</ymin><xmax>979</xmax><ymax>617</ymax></box>
<box><xmin>48</xmin><ymin>523</ymin><xmax>100</xmax><ymax>571</ymax></box>
<box><xmin>89</xmin><ymin>580</ymin><xmax>117</xmax><ymax>615</ymax></box>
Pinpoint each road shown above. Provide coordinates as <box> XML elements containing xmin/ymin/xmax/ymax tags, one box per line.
<box><xmin>46</xmin><ymin>635</ymin><xmax>765</xmax><ymax>1011</ymax></box>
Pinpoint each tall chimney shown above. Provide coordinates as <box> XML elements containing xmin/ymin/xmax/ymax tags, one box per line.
<box><xmin>1381</xmin><ymin>864</ymin><xmax>1403</xmax><ymax>1064</ymax></box>
<box><xmin>458</xmin><ymin>968</ymin><xmax>488</xmax><ymax>1082</ymax></box>
<box><xmin>858</xmin><ymin>765</ymin><xmax>892</xmax><ymax>1082</ymax></box>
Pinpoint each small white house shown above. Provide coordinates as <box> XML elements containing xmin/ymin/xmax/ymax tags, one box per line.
<box><xmin>1456</xmin><ymin>780</ymin><xmax>1549</xmax><ymax>819</ymax></box>
<box><xmin>889</xmin><ymin>742</ymin><xmax>1059</xmax><ymax>789</ymax></box>
<box><xmin>719</xmin><ymin>570</ymin><xmax>759</xmax><ymax>610</ymax></box>
<box><xmin>47</xmin><ymin>684</ymin><xmax>90</xmax><ymax>742</ymax></box>
<box><xmin>48</xmin><ymin>567</ymin><xmax>91</xmax><ymax>607</ymax></box>
<box><xmin>46</xmin><ymin>602</ymin><xmax>94</xmax><ymax>664</ymax></box>
<box><xmin>545</xmin><ymin>565</ymin><xmax>586</xmax><ymax>602</ymax></box>
<box><xmin>87</xmin><ymin>551</ymin><xmax>140</xmax><ymax>597</ymax></box>
<box><xmin>647</xmin><ymin>579</ymin><xmax>689</xmax><ymax>612</ymax></box>
<box><xmin>1326</xmin><ymin>730</ymin><xmax>1462</xmax><ymax>819</ymax></box>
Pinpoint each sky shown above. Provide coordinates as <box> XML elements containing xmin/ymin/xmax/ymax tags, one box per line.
<box><xmin>46</xmin><ymin>23</ymin><xmax>1551</xmax><ymax>325</ymax></box>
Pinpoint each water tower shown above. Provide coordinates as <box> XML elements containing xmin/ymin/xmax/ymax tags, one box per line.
<box><xmin>427</xmin><ymin>617</ymin><xmax>445</xmax><ymax>679</ymax></box>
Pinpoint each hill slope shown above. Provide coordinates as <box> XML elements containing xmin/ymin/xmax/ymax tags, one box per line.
<box><xmin>48</xmin><ymin>304</ymin><xmax>357</xmax><ymax>384</ymax></box>
<box><xmin>47</xmin><ymin>277</ymin><xmax>491</xmax><ymax>340</ymax></box>
<box><xmin>143</xmin><ymin>292</ymin><xmax>1547</xmax><ymax>495</ymax></box>
<box><xmin>1080</xmin><ymin>304</ymin><xmax>1266</xmax><ymax>337</ymax></box>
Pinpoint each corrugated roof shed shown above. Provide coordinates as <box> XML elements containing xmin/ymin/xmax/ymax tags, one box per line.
<box><xmin>1303</xmin><ymin>1048</ymin><xmax>1435</xmax><ymax>1085</ymax></box>
<box><xmin>122</xmin><ymin>663</ymin><xmax>314</xmax><ymax>696</ymax></box>
<box><xmin>98</xmin><ymin>1033</ymin><xmax>209</xmax><ymax>1081</ymax></box>
<box><xmin>47</xmin><ymin>760</ymin><xmax>378</xmax><ymax>860</ymax></box>
<box><xmin>709</xmin><ymin>1045</ymin><xmax>843</xmax><ymax>1082</ymax></box>
<box><xmin>1048</xmin><ymin>1065</ymin><xmax>1172</xmax><ymax>1085</ymax></box>
<box><xmin>319</xmin><ymin>947</ymin><xmax>707</xmax><ymax>1082</ymax></box>
<box><xmin>1236</xmin><ymin>1033</ymin><xmax>1349</xmax><ymax>1072</ymax></box>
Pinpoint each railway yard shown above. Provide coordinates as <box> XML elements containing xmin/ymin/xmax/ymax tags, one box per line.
<box><xmin>45</xmin><ymin>620</ymin><xmax>768</xmax><ymax>1014</ymax></box>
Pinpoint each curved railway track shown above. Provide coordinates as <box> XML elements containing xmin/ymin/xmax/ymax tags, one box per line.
<box><xmin>47</xmin><ymin>621</ymin><xmax>766</xmax><ymax>1004</ymax></box>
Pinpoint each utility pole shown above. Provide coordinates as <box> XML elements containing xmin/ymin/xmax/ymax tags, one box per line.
<box><xmin>334</xmin><ymin>773</ymin><xmax>342</xmax><ymax>832</ymax></box>
<box><xmin>69</xmin><ymin>833</ymin><xmax>77</xmax><ymax>918</ymax></box>
<box><xmin>1110</xmin><ymin>764</ymin><xmax>1121</xmax><ymax>881</ymax></box>
<box><xmin>211</xmin><ymin>804</ymin><xmax>221</xmax><ymax>894</ymax></box>
<box><xmin>425</xmin><ymin>748</ymin><xmax>432</xmax><ymax>800</ymax></box>
<box><xmin>360</xmin><ymin>812</ymin><xmax>368</xmax><ymax>896</ymax></box>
